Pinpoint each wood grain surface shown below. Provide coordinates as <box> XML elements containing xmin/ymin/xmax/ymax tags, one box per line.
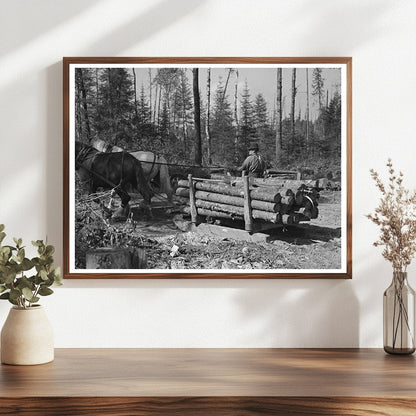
<box><xmin>1</xmin><ymin>348</ymin><xmax>414</xmax><ymax>415</ymax></box>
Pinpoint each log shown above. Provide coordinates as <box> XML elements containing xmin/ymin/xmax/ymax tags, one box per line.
<box><xmin>279</xmin><ymin>196</ymin><xmax>294</xmax><ymax>214</ymax></box>
<box><xmin>86</xmin><ymin>247</ymin><xmax>147</xmax><ymax>269</ymax></box>
<box><xmin>177</xmin><ymin>180</ymin><xmax>283</xmax><ymax>203</ymax></box>
<box><xmin>184</xmin><ymin>206</ymin><xmax>243</xmax><ymax>221</ymax></box>
<box><xmin>195</xmin><ymin>200</ymin><xmax>279</xmax><ymax>223</ymax></box>
<box><xmin>281</xmin><ymin>214</ymin><xmax>300</xmax><ymax>225</ymax></box>
<box><xmin>294</xmin><ymin>206</ymin><xmax>318</xmax><ymax>220</ymax></box>
<box><xmin>175</xmin><ymin>187</ymin><xmax>190</xmax><ymax>197</ymax></box>
<box><xmin>196</xmin><ymin>199</ymin><xmax>244</xmax><ymax>216</ymax></box>
<box><xmin>195</xmin><ymin>190</ymin><xmax>280</xmax><ymax>212</ymax></box>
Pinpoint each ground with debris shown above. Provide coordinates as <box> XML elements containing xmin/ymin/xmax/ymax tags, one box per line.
<box><xmin>75</xmin><ymin>192</ymin><xmax>342</xmax><ymax>270</ymax></box>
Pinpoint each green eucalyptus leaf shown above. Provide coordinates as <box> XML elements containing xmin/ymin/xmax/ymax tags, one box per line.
<box><xmin>53</xmin><ymin>267</ymin><xmax>63</xmax><ymax>285</ymax></box>
<box><xmin>20</xmin><ymin>258</ymin><xmax>34</xmax><ymax>271</ymax></box>
<box><xmin>17</xmin><ymin>276</ymin><xmax>35</xmax><ymax>290</ymax></box>
<box><xmin>22</xmin><ymin>287</ymin><xmax>34</xmax><ymax>301</ymax></box>
<box><xmin>0</xmin><ymin>285</ymin><xmax>6</xmax><ymax>293</ymax></box>
<box><xmin>0</xmin><ymin>232</ymin><xmax>6</xmax><ymax>244</ymax></box>
<box><xmin>39</xmin><ymin>269</ymin><xmax>48</xmax><ymax>281</ymax></box>
<box><xmin>13</xmin><ymin>237</ymin><xmax>22</xmax><ymax>248</ymax></box>
<box><xmin>8</xmin><ymin>297</ymin><xmax>18</xmax><ymax>306</ymax></box>
<box><xmin>38</xmin><ymin>287</ymin><xmax>53</xmax><ymax>296</ymax></box>
<box><xmin>0</xmin><ymin>292</ymin><xmax>9</xmax><ymax>299</ymax></box>
<box><xmin>45</xmin><ymin>245</ymin><xmax>55</xmax><ymax>256</ymax></box>
<box><xmin>32</xmin><ymin>240</ymin><xmax>43</xmax><ymax>247</ymax></box>
<box><xmin>17</xmin><ymin>248</ymin><xmax>25</xmax><ymax>263</ymax></box>
<box><xmin>2</xmin><ymin>271</ymin><xmax>16</xmax><ymax>285</ymax></box>
<box><xmin>9</xmin><ymin>288</ymin><xmax>21</xmax><ymax>301</ymax></box>
<box><xmin>0</xmin><ymin>224</ymin><xmax>5</xmax><ymax>232</ymax></box>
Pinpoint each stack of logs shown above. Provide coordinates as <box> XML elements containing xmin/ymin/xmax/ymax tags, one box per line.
<box><xmin>176</xmin><ymin>174</ymin><xmax>319</xmax><ymax>232</ymax></box>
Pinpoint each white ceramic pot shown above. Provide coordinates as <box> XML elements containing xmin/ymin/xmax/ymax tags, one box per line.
<box><xmin>1</xmin><ymin>305</ymin><xmax>54</xmax><ymax>365</ymax></box>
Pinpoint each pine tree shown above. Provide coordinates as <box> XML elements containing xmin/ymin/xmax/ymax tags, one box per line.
<box><xmin>321</xmin><ymin>90</ymin><xmax>341</xmax><ymax>160</ymax></box>
<box><xmin>211</xmin><ymin>79</ymin><xmax>235</xmax><ymax>165</ymax></box>
<box><xmin>75</xmin><ymin>68</ymin><xmax>96</xmax><ymax>143</ymax></box>
<box><xmin>97</xmin><ymin>68</ymin><xmax>135</xmax><ymax>147</ymax></box>
<box><xmin>239</xmin><ymin>81</ymin><xmax>256</xmax><ymax>155</ymax></box>
<box><xmin>171</xmin><ymin>69</ymin><xmax>193</xmax><ymax>153</ymax></box>
<box><xmin>312</xmin><ymin>68</ymin><xmax>324</xmax><ymax>110</ymax></box>
<box><xmin>253</xmin><ymin>93</ymin><xmax>268</xmax><ymax>131</ymax></box>
<box><xmin>159</xmin><ymin>99</ymin><xmax>170</xmax><ymax>143</ymax></box>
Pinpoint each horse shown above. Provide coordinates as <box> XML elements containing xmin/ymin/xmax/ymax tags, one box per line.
<box><xmin>90</xmin><ymin>138</ymin><xmax>175</xmax><ymax>202</ymax></box>
<box><xmin>75</xmin><ymin>141</ymin><xmax>154</xmax><ymax>210</ymax></box>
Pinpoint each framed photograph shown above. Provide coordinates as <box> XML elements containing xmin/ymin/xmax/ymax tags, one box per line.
<box><xmin>63</xmin><ymin>57</ymin><xmax>352</xmax><ymax>279</ymax></box>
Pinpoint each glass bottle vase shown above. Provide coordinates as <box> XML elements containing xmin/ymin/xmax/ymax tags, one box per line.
<box><xmin>383</xmin><ymin>271</ymin><xmax>416</xmax><ymax>355</ymax></box>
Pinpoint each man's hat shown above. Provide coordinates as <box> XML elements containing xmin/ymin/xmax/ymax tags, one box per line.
<box><xmin>249</xmin><ymin>143</ymin><xmax>259</xmax><ymax>151</ymax></box>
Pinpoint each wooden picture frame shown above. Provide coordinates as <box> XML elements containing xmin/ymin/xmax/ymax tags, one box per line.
<box><xmin>63</xmin><ymin>57</ymin><xmax>352</xmax><ymax>279</ymax></box>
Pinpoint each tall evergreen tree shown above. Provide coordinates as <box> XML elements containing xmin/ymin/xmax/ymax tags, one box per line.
<box><xmin>75</xmin><ymin>68</ymin><xmax>96</xmax><ymax>143</ymax></box>
<box><xmin>312</xmin><ymin>68</ymin><xmax>324</xmax><ymax>110</ymax></box>
<box><xmin>211</xmin><ymin>79</ymin><xmax>235</xmax><ymax>165</ymax></box>
<box><xmin>97</xmin><ymin>68</ymin><xmax>135</xmax><ymax>147</ymax></box>
<box><xmin>321</xmin><ymin>90</ymin><xmax>341</xmax><ymax>159</ymax></box>
<box><xmin>253</xmin><ymin>93</ymin><xmax>268</xmax><ymax>130</ymax></box>
<box><xmin>239</xmin><ymin>82</ymin><xmax>256</xmax><ymax>155</ymax></box>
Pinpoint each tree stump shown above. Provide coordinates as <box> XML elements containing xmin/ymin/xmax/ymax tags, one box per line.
<box><xmin>86</xmin><ymin>247</ymin><xmax>147</xmax><ymax>269</ymax></box>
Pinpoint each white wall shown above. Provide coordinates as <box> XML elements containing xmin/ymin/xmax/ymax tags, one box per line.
<box><xmin>1</xmin><ymin>0</ymin><xmax>415</xmax><ymax>347</ymax></box>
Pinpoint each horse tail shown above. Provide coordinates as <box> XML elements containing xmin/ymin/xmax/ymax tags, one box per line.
<box><xmin>158</xmin><ymin>157</ymin><xmax>174</xmax><ymax>202</ymax></box>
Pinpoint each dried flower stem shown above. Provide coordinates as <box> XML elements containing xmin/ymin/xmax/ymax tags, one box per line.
<box><xmin>367</xmin><ymin>159</ymin><xmax>416</xmax><ymax>271</ymax></box>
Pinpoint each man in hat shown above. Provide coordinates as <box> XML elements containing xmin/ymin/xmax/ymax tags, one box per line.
<box><xmin>237</xmin><ymin>143</ymin><xmax>266</xmax><ymax>178</ymax></box>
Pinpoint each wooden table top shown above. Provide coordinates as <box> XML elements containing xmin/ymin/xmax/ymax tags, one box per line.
<box><xmin>1</xmin><ymin>348</ymin><xmax>415</xmax><ymax>398</ymax></box>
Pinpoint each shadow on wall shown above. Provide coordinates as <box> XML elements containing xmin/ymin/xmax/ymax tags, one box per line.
<box><xmin>233</xmin><ymin>280</ymin><xmax>359</xmax><ymax>347</ymax></box>
<box><xmin>293</xmin><ymin>0</ymin><xmax>394</xmax><ymax>52</ymax></box>
<box><xmin>0</xmin><ymin>0</ymin><xmax>101</xmax><ymax>57</ymax></box>
<box><xmin>45</xmin><ymin>0</ymin><xmax>204</xmax><ymax>264</ymax></box>
<box><xmin>85</xmin><ymin>0</ymin><xmax>205</xmax><ymax>55</ymax></box>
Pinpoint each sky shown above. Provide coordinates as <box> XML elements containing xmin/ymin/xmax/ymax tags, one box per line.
<box><xmin>132</xmin><ymin>66</ymin><xmax>341</xmax><ymax>121</ymax></box>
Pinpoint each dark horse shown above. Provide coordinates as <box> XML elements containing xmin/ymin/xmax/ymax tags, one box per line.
<box><xmin>75</xmin><ymin>141</ymin><xmax>154</xmax><ymax>209</ymax></box>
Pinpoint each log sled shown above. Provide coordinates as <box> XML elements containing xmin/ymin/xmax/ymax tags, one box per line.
<box><xmin>176</xmin><ymin>173</ymin><xmax>320</xmax><ymax>232</ymax></box>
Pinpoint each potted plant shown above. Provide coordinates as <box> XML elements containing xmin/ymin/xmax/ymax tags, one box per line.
<box><xmin>367</xmin><ymin>160</ymin><xmax>416</xmax><ymax>354</ymax></box>
<box><xmin>0</xmin><ymin>224</ymin><xmax>62</xmax><ymax>365</ymax></box>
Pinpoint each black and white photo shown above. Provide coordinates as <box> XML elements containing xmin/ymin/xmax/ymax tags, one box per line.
<box><xmin>63</xmin><ymin>58</ymin><xmax>352</xmax><ymax>279</ymax></box>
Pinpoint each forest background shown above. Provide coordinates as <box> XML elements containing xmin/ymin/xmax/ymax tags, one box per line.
<box><xmin>75</xmin><ymin>66</ymin><xmax>342</xmax><ymax>178</ymax></box>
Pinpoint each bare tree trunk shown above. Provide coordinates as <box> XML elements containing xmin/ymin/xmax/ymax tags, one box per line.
<box><xmin>148</xmin><ymin>69</ymin><xmax>152</xmax><ymax>122</ymax></box>
<box><xmin>95</xmin><ymin>68</ymin><xmax>99</xmax><ymax>108</ymax></box>
<box><xmin>181</xmin><ymin>71</ymin><xmax>188</xmax><ymax>154</ymax></box>
<box><xmin>291</xmin><ymin>68</ymin><xmax>297</xmax><ymax>154</ymax></box>
<box><xmin>233</xmin><ymin>69</ymin><xmax>239</xmax><ymax>162</ymax></box>
<box><xmin>157</xmin><ymin>86</ymin><xmax>161</xmax><ymax>131</ymax></box>
<box><xmin>205</xmin><ymin>68</ymin><xmax>212</xmax><ymax>165</ymax></box>
<box><xmin>305</xmin><ymin>68</ymin><xmax>309</xmax><ymax>157</ymax></box>
<box><xmin>222</xmin><ymin>68</ymin><xmax>233</xmax><ymax>103</ymax></box>
<box><xmin>132</xmin><ymin>69</ymin><xmax>138</xmax><ymax>121</ymax></box>
<box><xmin>107</xmin><ymin>69</ymin><xmax>115</xmax><ymax>135</ymax></box>
<box><xmin>153</xmin><ymin>84</ymin><xmax>158</xmax><ymax>124</ymax></box>
<box><xmin>79</xmin><ymin>70</ymin><xmax>91</xmax><ymax>142</ymax></box>
<box><xmin>192</xmin><ymin>69</ymin><xmax>202</xmax><ymax>166</ymax></box>
<box><xmin>275</xmin><ymin>68</ymin><xmax>283</xmax><ymax>166</ymax></box>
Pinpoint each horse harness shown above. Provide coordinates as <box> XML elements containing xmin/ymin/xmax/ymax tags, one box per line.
<box><xmin>76</xmin><ymin>144</ymin><xmax>125</xmax><ymax>191</ymax></box>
